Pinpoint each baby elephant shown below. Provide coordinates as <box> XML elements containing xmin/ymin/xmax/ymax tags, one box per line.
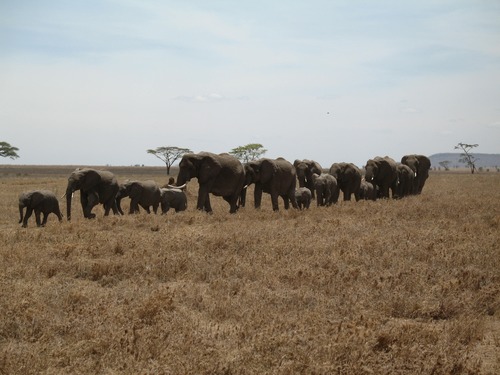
<box><xmin>160</xmin><ymin>188</ymin><xmax>187</xmax><ymax>213</ymax></box>
<box><xmin>19</xmin><ymin>190</ymin><xmax>63</xmax><ymax>227</ymax></box>
<box><xmin>295</xmin><ymin>187</ymin><xmax>312</xmax><ymax>210</ymax></box>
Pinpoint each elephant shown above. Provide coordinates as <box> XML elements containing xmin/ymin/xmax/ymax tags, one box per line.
<box><xmin>395</xmin><ymin>163</ymin><xmax>415</xmax><ymax>198</ymax></box>
<box><xmin>328</xmin><ymin>162</ymin><xmax>362</xmax><ymax>201</ymax></box>
<box><xmin>65</xmin><ymin>168</ymin><xmax>120</xmax><ymax>220</ymax></box>
<box><xmin>295</xmin><ymin>187</ymin><xmax>312</xmax><ymax>210</ymax></box>
<box><xmin>241</xmin><ymin>157</ymin><xmax>298</xmax><ymax>211</ymax></box>
<box><xmin>176</xmin><ymin>152</ymin><xmax>245</xmax><ymax>214</ymax></box>
<box><xmin>293</xmin><ymin>159</ymin><xmax>322</xmax><ymax>199</ymax></box>
<box><xmin>311</xmin><ymin>173</ymin><xmax>339</xmax><ymax>206</ymax></box>
<box><xmin>18</xmin><ymin>190</ymin><xmax>62</xmax><ymax>227</ymax></box>
<box><xmin>359</xmin><ymin>179</ymin><xmax>376</xmax><ymax>201</ymax></box>
<box><xmin>160</xmin><ymin>187</ymin><xmax>187</xmax><ymax>213</ymax></box>
<box><xmin>401</xmin><ymin>154</ymin><xmax>431</xmax><ymax>194</ymax></box>
<box><xmin>116</xmin><ymin>180</ymin><xmax>161</xmax><ymax>214</ymax></box>
<box><xmin>364</xmin><ymin>156</ymin><xmax>398</xmax><ymax>199</ymax></box>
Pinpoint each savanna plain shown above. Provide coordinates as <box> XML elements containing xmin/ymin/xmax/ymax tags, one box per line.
<box><xmin>0</xmin><ymin>165</ymin><xmax>499</xmax><ymax>374</ymax></box>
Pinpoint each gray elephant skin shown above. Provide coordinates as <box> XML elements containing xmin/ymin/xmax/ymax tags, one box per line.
<box><xmin>401</xmin><ymin>154</ymin><xmax>431</xmax><ymax>194</ymax></box>
<box><xmin>160</xmin><ymin>187</ymin><xmax>187</xmax><ymax>213</ymax></box>
<box><xmin>359</xmin><ymin>180</ymin><xmax>376</xmax><ymax>201</ymax></box>
<box><xmin>312</xmin><ymin>173</ymin><xmax>339</xmax><ymax>206</ymax></box>
<box><xmin>66</xmin><ymin>168</ymin><xmax>120</xmax><ymax>220</ymax></box>
<box><xmin>176</xmin><ymin>152</ymin><xmax>245</xmax><ymax>214</ymax></box>
<box><xmin>328</xmin><ymin>162</ymin><xmax>362</xmax><ymax>201</ymax></box>
<box><xmin>295</xmin><ymin>187</ymin><xmax>312</xmax><ymax>209</ymax></box>
<box><xmin>116</xmin><ymin>180</ymin><xmax>161</xmax><ymax>214</ymax></box>
<box><xmin>396</xmin><ymin>163</ymin><xmax>415</xmax><ymax>198</ymax></box>
<box><xmin>19</xmin><ymin>190</ymin><xmax>62</xmax><ymax>227</ymax></box>
<box><xmin>364</xmin><ymin>157</ymin><xmax>398</xmax><ymax>199</ymax></box>
<box><xmin>242</xmin><ymin>158</ymin><xmax>298</xmax><ymax>211</ymax></box>
<box><xmin>293</xmin><ymin>159</ymin><xmax>322</xmax><ymax>199</ymax></box>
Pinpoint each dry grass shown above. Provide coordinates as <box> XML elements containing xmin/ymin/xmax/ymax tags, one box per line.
<box><xmin>0</xmin><ymin>167</ymin><xmax>499</xmax><ymax>374</ymax></box>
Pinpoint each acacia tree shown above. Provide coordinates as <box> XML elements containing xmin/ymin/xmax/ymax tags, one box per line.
<box><xmin>147</xmin><ymin>146</ymin><xmax>192</xmax><ymax>174</ymax></box>
<box><xmin>454</xmin><ymin>142</ymin><xmax>479</xmax><ymax>174</ymax></box>
<box><xmin>0</xmin><ymin>141</ymin><xmax>20</xmax><ymax>159</ymax></box>
<box><xmin>229</xmin><ymin>143</ymin><xmax>267</xmax><ymax>163</ymax></box>
<box><xmin>439</xmin><ymin>161</ymin><xmax>451</xmax><ymax>171</ymax></box>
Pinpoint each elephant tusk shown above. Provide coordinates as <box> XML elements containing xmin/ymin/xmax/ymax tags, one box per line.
<box><xmin>168</xmin><ymin>183</ymin><xmax>187</xmax><ymax>190</ymax></box>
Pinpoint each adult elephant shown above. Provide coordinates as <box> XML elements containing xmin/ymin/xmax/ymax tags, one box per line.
<box><xmin>241</xmin><ymin>157</ymin><xmax>298</xmax><ymax>211</ymax></box>
<box><xmin>311</xmin><ymin>173</ymin><xmax>339</xmax><ymax>206</ymax></box>
<box><xmin>328</xmin><ymin>162</ymin><xmax>362</xmax><ymax>201</ymax></box>
<box><xmin>364</xmin><ymin>156</ymin><xmax>398</xmax><ymax>199</ymax></box>
<box><xmin>401</xmin><ymin>154</ymin><xmax>431</xmax><ymax>194</ymax></box>
<box><xmin>19</xmin><ymin>190</ymin><xmax>62</xmax><ymax>227</ymax></box>
<box><xmin>396</xmin><ymin>163</ymin><xmax>415</xmax><ymax>198</ymax></box>
<box><xmin>116</xmin><ymin>180</ymin><xmax>161</xmax><ymax>214</ymax></box>
<box><xmin>176</xmin><ymin>152</ymin><xmax>245</xmax><ymax>214</ymax></box>
<box><xmin>293</xmin><ymin>159</ymin><xmax>322</xmax><ymax>199</ymax></box>
<box><xmin>66</xmin><ymin>168</ymin><xmax>120</xmax><ymax>220</ymax></box>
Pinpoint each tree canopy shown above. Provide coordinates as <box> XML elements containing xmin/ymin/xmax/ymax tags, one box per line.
<box><xmin>147</xmin><ymin>146</ymin><xmax>192</xmax><ymax>175</ymax></box>
<box><xmin>229</xmin><ymin>143</ymin><xmax>267</xmax><ymax>163</ymax></box>
<box><xmin>0</xmin><ymin>141</ymin><xmax>20</xmax><ymax>159</ymax></box>
<box><xmin>454</xmin><ymin>142</ymin><xmax>479</xmax><ymax>174</ymax></box>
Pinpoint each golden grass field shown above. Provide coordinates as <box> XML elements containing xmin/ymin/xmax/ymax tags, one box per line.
<box><xmin>0</xmin><ymin>165</ymin><xmax>499</xmax><ymax>374</ymax></box>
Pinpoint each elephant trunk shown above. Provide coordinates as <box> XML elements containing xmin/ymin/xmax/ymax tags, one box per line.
<box><xmin>176</xmin><ymin>171</ymin><xmax>188</xmax><ymax>187</ymax></box>
<box><xmin>66</xmin><ymin>186</ymin><xmax>73</xmax><ymax>221</ymax></box>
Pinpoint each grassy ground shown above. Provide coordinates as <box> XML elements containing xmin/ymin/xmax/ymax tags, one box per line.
<box><xmin>0</xmin><ymin>166</ymin><xmax>499</xmax><ymax>374</ymax></box>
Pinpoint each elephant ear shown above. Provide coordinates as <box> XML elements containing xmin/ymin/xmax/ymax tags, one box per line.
<box><xmin>293</xmin><ymin>159</ymin><xmax>303</xmax><ymax>168</ymax></box>
<box><xmin>199</xmin><ymin>155</ymin><xmax>222</xmax><ymax>183</ymax></box>
<box><xmin>29</xmin><ymin>191</ymin><xmax>44</xmax><ymax>206</ymax></box>
<box><xmin>309</xmin><ymin>161</ymin><xmax>322</xmax><ymax>174</ymax></box>
<box><xmin>128</xmin><ymin>182</ymin><xmax>143</xmax><ymax>198</ymax></box>
<box><xmin>80</xmin><ymin>169</ymin><xmax>102</xmax><ymax>192</ymax></box>
<box><xmin>260</xmin><ymin>159</ymin><xmax>279</xmax><ymax>183</ymax></box>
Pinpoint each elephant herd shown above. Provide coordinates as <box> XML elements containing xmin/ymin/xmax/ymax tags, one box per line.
<box><xmin>17</xmin><ymin>152</ymin><xmax>431</xmax><ymax>227</ymax></box>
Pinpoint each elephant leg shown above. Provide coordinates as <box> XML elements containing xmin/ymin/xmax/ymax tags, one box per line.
<box><xmin>84</xmin><ymin>192</ymin><xmax>98</xmax><ymax>219</ymax></box>
<box><xmin>129</xmin><ymin>198</ymin><xmax>140</xmax><ymax>214</ymax></box>
<box><xmin>116</xmin><ymin>198</ymin><xmax>125</xmax><ymax>215</ymax></box>
<box><xmin>23</xmin><ymin>207</ymin><xmax>33</xmax><ymax>227</ymax></box>
<box><xmin>110</xmin><ymin>199</ymin><xmax>120</xmax><ymax>215</ymax></box>
<box><xmin>203</xmin><ymin>195</ymin><xmax>213</xmax><ymax>213</ymax></box>
<box><xmin>35</xmin><ymin>209</ymin><xmax>42</xmax><ymax>227</ymax></box>
<box><xmin>254</xmin><ymin>185</ymin><xmax>263</xmax><ymax>209</ymax></box>
<box><xmin>197</xmin><ymin>186</ymin><xmax>210</xmax><ymax>212</ymax></box>
<box><xmin>152</xmin><ymin>203</ymin><xmax>159</xmax><ymax>214</ymax></box>
<box><xmin>239</xmin><ymin>188</ymin><xmax>247</xmax><ymax>208</ymax></box>
<box><xmin>282</xmin><ymin>195</ymin><xmax>290</xmax><ymax>210</ymax></box>
<box><xmin>270</xmin><ymin>192</ymin><xmax>280</xmax><ymax>211</ymax></box>
<box><xmin>80</xmin><ymin>192</ymin><xmax>89</xmax><ymax>216</ymax></box>
<box><xmin>41</xmin><ymin>212</ymin><xmax>49</xmax><ymax>226</ymax></box>
<box><xmin>139</xmin><ymin>203</ymin><xmax>151</xmax><ymax>214</ymax></box>
<box><xmin>223</xmin><ymin>195</ymin><xmax>238</xmax><ymax>214</ymax></box>
<box><xmin>343</xmin><ymin>188</ymin><xmax>351</xmax><ymax>201</ymax></box>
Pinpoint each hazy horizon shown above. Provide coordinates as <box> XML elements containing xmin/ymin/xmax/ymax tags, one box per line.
<box><xmin>1</xmin><ymin>1</ymin><xmax>499</xmax><ymax>168</ymax></box>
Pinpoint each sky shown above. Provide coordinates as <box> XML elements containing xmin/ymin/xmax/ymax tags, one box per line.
<box><xmin>1</xmin><ymin>0</ymin><xmax>499</xmax><ymax>168</ymax></box>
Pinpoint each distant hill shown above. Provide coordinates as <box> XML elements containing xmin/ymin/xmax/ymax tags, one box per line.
<box><xmin>429</xmin><ymin>153</ymin><xmax>500</xmax><ymax>169</ymax></box>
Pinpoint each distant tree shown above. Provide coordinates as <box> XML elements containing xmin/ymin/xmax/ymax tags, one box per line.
<box><xmin>454</xmin><ymin>142</ymin><xmax>479</xmax><ymax>174</ymax></box>
<box><xmin>229</xmin><ymin>143</ymin><xmax>267</xmax><ymax>163</ymax></box>
<box><xmin>147</xmin><ymin>146</ymin><xmax>192</xmax><ymax>174</ymax></box>
<box><xmin>0</xmin><ymin>141</ymin><xmax>20</xmax><ymax>159</ymax></box>
<box><xmin>438</xmin><ymin>160</ymin><xmax>451</xmax><ymax>171</ymax></box>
